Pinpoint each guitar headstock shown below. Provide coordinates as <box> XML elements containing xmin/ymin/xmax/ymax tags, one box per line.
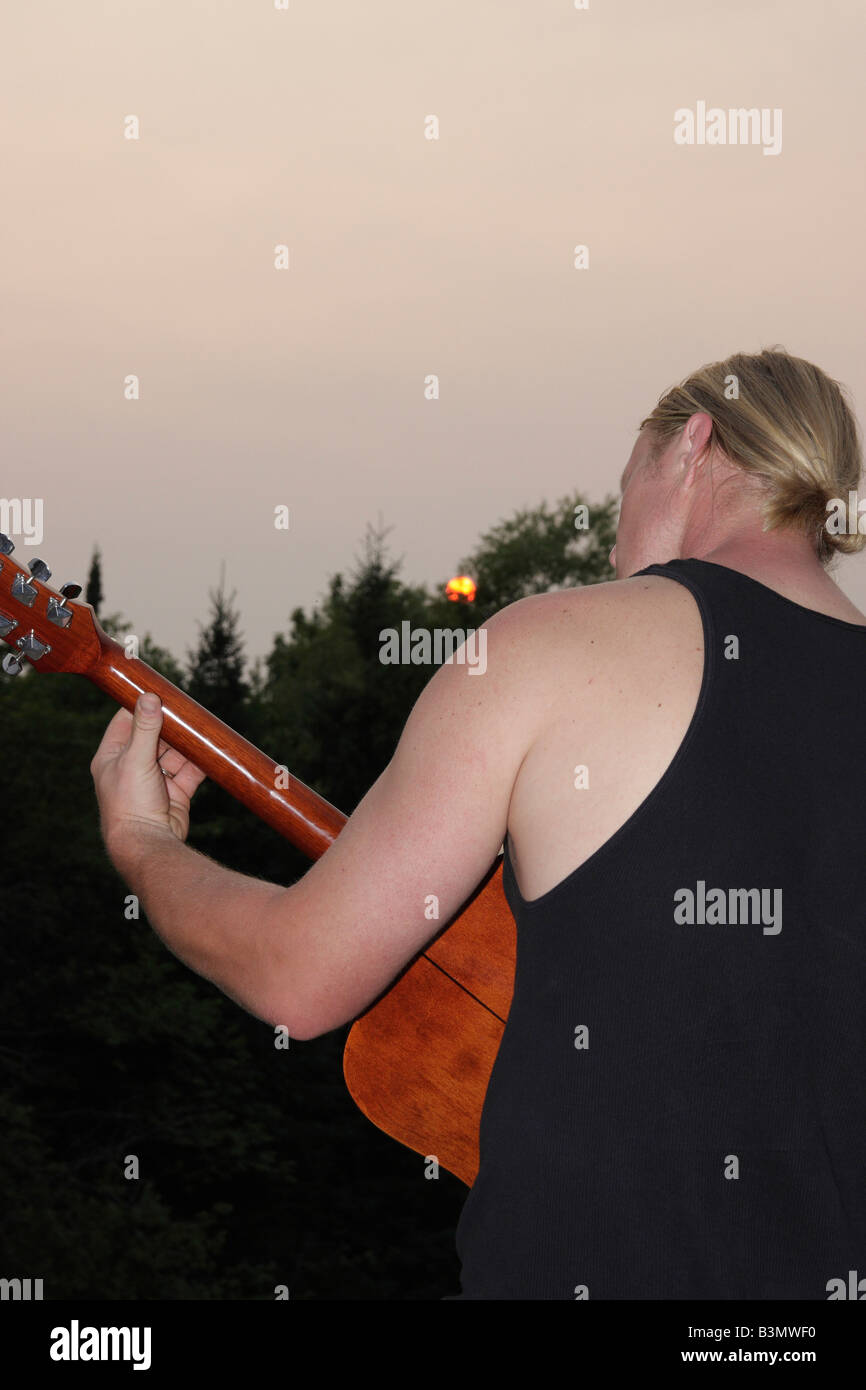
<box><xmin>0</xmin><ymin>532</ymin><xmax>103</xmax><ymax>676</ymax></box>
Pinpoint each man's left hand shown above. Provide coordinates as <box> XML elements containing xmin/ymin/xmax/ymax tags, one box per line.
<box><xmin>90</xmin><ymin>692</ymin><xmax>207</xmax><ymax>866</ymax></box>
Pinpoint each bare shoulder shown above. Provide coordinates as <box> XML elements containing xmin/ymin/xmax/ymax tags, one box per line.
<box><xmin>477</xmin><ymin>576</ymin><xmax>706</xmax><ymax>777</ymax></box>
<box><xmin>486</xmin><ymin>572</ymin><xmax>703</xmax><ymax>670</ymax></box>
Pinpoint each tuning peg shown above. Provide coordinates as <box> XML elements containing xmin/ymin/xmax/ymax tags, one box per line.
<box><xmin>1</xmin><ymin>630</ymin><xmax>51</xmax><ymax>675</ymax></box>
<box><xmin>19</xmin><ymin>632</ymin><xmax>50</xmax><ymax>661</ymax></box>
<box><xmin>11</xmin><ymin>573</ymin><xmax>37</xmax><ymax>607</ymax></box>
<box><xmin>28</xmin><ymin>558</ymin><xmax>51</xmax><ymax>583</ymax></box>
<box><xmin>0</xmin><ymin>533</ymin><xmax>14</xmax><ymax>556</ymax></box>
<box><xmin>47</xmin><ymin>582</ymin><xmax>82</xmax><ymax>628</ymax></box>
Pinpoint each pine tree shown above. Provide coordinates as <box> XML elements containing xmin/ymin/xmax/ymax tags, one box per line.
<box><xmin>85</xmin><ymin>546</ymin><xmax>104</xmax><ymax>615</ymax></box>
<box><xmin>185</xmin><ymin>563</ymin><xmax>249</xmax><ymax>728</ymax></box>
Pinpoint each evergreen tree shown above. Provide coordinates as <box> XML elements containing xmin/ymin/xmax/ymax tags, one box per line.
<box><xmin>185</xmin><ymin>564</ymin><xmax>249</xmax><ymax>727</ymax></box>
<box><xmin>85</xmin><ymin>546</ymin><xmax>104</xmax><ymax>615</ymax></box>
<box><xmin>257</xmin><ymin>521</ymin><xmax>434</xmax><ymax>812</ymax></box>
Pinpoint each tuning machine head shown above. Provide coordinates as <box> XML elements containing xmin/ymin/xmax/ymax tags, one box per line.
<box><xmin>2</xmin><ymin>630</ymin><xmax>52</xmax><ymax>675</ymax></box>
<box><xmin>46</xmin><ymin>582</ymin><xmax>82</xmax><ymax>629</ymax></box>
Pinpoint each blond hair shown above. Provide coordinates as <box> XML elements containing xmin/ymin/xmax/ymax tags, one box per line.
<box><xmin>638</xmin><ymin>346</ymin><xmax>864</xmax><ymax>563</ymax></box>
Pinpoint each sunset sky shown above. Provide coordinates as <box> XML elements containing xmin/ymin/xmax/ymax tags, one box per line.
<box><xmin>4</xmin><ymin>0</ymin><xmax>865</xmax><ymax>663</ymax></box>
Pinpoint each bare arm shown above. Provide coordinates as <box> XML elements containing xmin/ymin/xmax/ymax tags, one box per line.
<box><xmin>107</xmin><ymin>830</ymin><xmax>287</xmax><ymax>1022</ymax></box>
<box><xmin>93</xmin><ymin>602</ymin><xmax>543</xmax><ymax>1038</ymax></box>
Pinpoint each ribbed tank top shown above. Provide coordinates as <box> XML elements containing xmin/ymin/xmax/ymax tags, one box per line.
<box><xmin>450</xmin><ymin>557</ymin><xmax>866</xmax><ymax>1300</ymax></box>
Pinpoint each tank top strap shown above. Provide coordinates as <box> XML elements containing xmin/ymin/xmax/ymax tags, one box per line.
<box><xmin>633</xmin><ymin>555</ymin><xmax>751</xmax><ymax>636</ymax></box>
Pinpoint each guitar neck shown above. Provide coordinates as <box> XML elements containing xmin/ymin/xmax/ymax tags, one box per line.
<box><xmin>91</xmin><ymin>629</ymin><xmax>346</xmax><ymax>860</ymax></box>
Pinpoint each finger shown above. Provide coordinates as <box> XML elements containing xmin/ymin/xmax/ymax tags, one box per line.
<box><xmin>157</xmin><ymin>743</ymin><xmax>207</xmax><ymax>787</ymax></box>
<box><xmin>157</xmin><ymin>746</ymin><xmax>187</xmax><ymax>776</ymax></box>
<box><xmin>123</xmin><ymin>692</ymin><xmax>164</xmax><ymax>770</ymax></box>
<box><xmin>90</xmin><ymin>707</ymin><xmax>134</xmax><ymax>770</ymax></box>
<box><xmin>166</xmin><ymin>762</ymin><xmax>208</xmax><ymax>800</ymax></box>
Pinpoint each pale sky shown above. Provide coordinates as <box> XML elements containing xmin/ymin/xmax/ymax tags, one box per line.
<box><xmin>3</xmin><ymin>0</ymin><xmax>865</xmax><ymax>665</ymax></box>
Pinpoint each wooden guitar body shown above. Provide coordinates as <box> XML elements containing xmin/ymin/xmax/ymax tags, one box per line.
<box><xmin>344</xmin><ymin>857</ymin><xmax>513</xmax><ymax>1186</ymax></box>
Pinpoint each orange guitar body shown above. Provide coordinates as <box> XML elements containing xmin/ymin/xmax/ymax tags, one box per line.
<box><xmin>344</xmin><ymin>857</ymin><xmax>514</xmax><ymax>1186</ymax></box>
<box><xmin>0</xmin><ymin>533</ymin><xmax>513</xmax><ymax>1186</ymax></box>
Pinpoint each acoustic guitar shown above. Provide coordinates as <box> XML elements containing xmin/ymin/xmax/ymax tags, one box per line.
<box><xmin>0</xmin><ymin>532</ymin><xmax>514</xmax><ymax>1185</ymax></box>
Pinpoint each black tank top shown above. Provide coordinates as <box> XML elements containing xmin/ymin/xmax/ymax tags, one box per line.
<box><xmin>449</xmin><ymin>557</ymin><xmax>866</xmax><ymax>1300</ymax></box>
